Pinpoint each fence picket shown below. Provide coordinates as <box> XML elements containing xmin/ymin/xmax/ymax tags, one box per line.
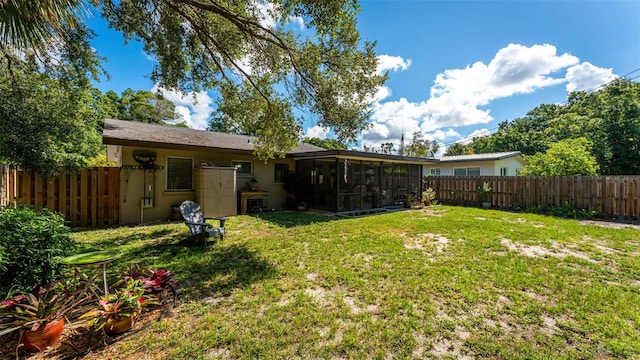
<box><xmin>425</xmin><ymin>176</ymin><xmax>640</xmax><ymax>220</ymax></box>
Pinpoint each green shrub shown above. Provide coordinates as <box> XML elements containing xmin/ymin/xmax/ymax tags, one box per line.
<box><xmin>0</xmin><ymin>205</ymin><xmax>75</xmax><ymax>296</ymax></box>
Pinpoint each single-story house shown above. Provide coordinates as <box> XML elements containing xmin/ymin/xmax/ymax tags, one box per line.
<box><xmin>425</xmin><ymin>151</ymin><xmax>525</xmax><ymax>176</ymax></box>
<box><xmin>103</xmin><ymin>119</ymin><xmax>438</xmax><ymax>224</ymax></box>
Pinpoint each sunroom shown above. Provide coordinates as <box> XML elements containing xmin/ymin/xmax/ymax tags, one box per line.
<box><xmin>289</xmin><ymin>150</ymin><xmax>437</xmax><ymax>212</ymax></box>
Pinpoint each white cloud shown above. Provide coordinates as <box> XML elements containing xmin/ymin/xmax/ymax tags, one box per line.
<box><xmin>422</xmin><ymin>43</ymin><xmax>579</xmax><ymax>128</ymax></box>
<box><xmin>153</xmin><ymin>85</ymin><xmax>214</xmax><ymax>130</ymax></box>
<box><xmin>377</xmin><ymin>54</ymin><xmax>412</xmax><ymax>74</ymax></box>
<box><xmin>565</xmin><ymin>62</ymin><xmax>616</xmax><ymax>92</ymax></box>
<box><xmin>304</xmin><ymin>125</ymin><xmax>329</xmax><ymax>139</ymax></box>
<box><xmin>364</xmin><ymin>43</ymin><xmax>616</xmax><ymax>151</ymax></box>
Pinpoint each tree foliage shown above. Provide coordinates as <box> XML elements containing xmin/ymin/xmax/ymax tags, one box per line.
<box><xmin>0</xmin><ymin>25</ymin><xmax>105</xmax><ymax>176</ymax></box>
<box><xmin>95</xmin><ymin>88</ymin><xmax>179</xmax><ymax>124</ymax></box>
<box><xmin>444</xmin><ymin>142</ymin><xmax>474</xmax><ymax>156</ymax></box>
<box><xmin>302</xmin><ymin>137</ymin><xmax>348</xmax><ymax>150</ymax></box>
<box><xmin>520</xmin><ymin>138</ymin><xmax>599</xmax><ymax>176</ymax></box>
<box><xmin>467</xmin><ymin>79</ymin><xmax>640</xmax><ymax>175</ymax></box>
<box><xmin>405</xmin><ymin>131</ymin><xmax>439</xmax><ymax>158</ymax></box>
<box><xmin>95</xmin><ymin>0</ymin><xmax>386</xmax><ymax>159</ymax></box>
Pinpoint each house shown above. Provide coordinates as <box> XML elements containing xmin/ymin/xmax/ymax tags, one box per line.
<box><xmin>102</xmin><ymin>119</ymin><xmax>438</xmax><ymax>224</ymax></box>
<box><xmin>426</xmin><ymin>151</ymin><xmax>525</xmax><ymax>176</ymax></box>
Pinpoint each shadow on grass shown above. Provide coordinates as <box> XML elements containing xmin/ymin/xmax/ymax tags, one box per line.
<box><xmin>168</xmin><ymin>244</ymin><xmax>277</xmax><ymax>300</ymax></box>
<box><xmin>250</xmin><ymin>211</ymin><xmax>335</xmax><ymax>228</ymax></box>
<box><xmin>73</xmin><ymin>228</ymin><xmax>180</xmax><ymax>251</ymax></box>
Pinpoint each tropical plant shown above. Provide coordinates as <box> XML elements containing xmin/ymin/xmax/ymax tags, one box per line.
<box><xmin>82</xmin><ymin>278</ymin><xmax>152</xmax><ymax>332</ymax></box>
<box><xmin>422</xmin><ymin>188</ymin><xmax>438</xmax><ymax>205</ymax></box>
<box><xmin>477</xmin><ymin>182</ymin><xmax>492</xmax><ymax>203</ymax></box>
<box><xmin>0</xmin><ymin>283</ymin><xmax>86</xmax><ymax>336</ymax></box>
<box><xmin>119</xmin><ymin>264</ymin><xmax>176</xmax><ymax>298</ymax></box>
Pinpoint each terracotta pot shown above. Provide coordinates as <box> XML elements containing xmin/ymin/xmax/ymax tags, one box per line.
<box><xmin>21</xmin><ymin>319</ymin><xmax>64</xmax><ymax>352</ymax></box>
<box><xmin>105</xmin><ymin>316</ymin><xmax>133</xmax><ymax>335</ymax></box>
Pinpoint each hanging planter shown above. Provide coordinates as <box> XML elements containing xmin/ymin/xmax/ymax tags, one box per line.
<box><xmin>20</xmin><ymin>319</ymin><xmax>65</xmax><ymax>352</ymax></box>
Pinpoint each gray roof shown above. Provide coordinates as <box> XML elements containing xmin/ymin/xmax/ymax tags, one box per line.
<box><xmin>102</xmin><ymin>119</ymin><xmax>325</xmax><ymax>154</ymax></box>
<box><xmin>439</xmin><ymin>151</ymin><xmax>523</xmax><ymax>163</ymax></box>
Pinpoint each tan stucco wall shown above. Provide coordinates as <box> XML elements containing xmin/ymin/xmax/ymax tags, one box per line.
<box><xmin>115</xmin><ymin>146</ymin><xmax>294</xmax><ymax>224</ymax></box>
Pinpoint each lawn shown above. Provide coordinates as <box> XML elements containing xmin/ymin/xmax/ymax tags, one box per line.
<box><xmin>50</xmin><ymin>207</ymin><xmax>640</xmax><ymax>358</ymax></box>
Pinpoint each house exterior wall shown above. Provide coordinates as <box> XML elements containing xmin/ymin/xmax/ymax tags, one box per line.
<box><xmin>428</xmin><ymin>161</ymin><xmax>497</xmax><ymax>176</ymax></box>
<box><xmin>114</xmin><ymin>145</ymin><xmax>294</xmax><ymax>224</ymax></box>
<box><xmin>493</xmin><ymin>157</ymin><xmax>525</xmax><ymax>176</ymax></box>
<box><xmin>426</xmin><ymin>157</ymin><xmax>525</xmax><ymax>177</ymax></box>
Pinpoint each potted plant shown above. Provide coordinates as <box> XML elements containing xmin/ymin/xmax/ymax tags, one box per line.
<box><xmin>170</xmin><ymin>205</ymin><xmax>183</xmax><ymax>221</ymax></box>
<box><xmin>477</xmin><ymin>182</ymin><xmax>492</xmax><ymax>208</ymax></box>
<box><xmin>81</xmin><ymin>278</ymin><xmax>152</xmax><ymax>335</ymax></box>
<box><xmin>405</xmin><ymin>186</ymin><xmax>423</xmax><ymax>209</ymax></box>
<box><xmin>0</xmin><ymin>283</ymin><xmax>87</xmax><ymax>352</ymax></box>
<box><xmin>422</xmin><ymin>188</ymin><xmax>437</xmax><ymax>206</ymax></box>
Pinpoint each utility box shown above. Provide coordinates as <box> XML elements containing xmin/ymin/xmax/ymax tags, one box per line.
<box><xmin>195</xmin><ymin>166</ymin><xmax>237</xmax><ymax>217</ymax></box>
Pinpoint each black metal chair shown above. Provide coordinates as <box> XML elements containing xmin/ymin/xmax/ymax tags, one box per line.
<box><xmin>179</xmin><ymin>200</ymin><xmax>227</xmax><ymax>244</ymax></box>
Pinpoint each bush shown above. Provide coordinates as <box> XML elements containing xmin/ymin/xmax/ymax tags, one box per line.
<box><xmin>0</xmin><ymin>205</ymin><xmax>75</xmax><ymax>296</ymax></box>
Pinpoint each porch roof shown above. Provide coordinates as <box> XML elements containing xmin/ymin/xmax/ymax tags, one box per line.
<box><xmin>439</xmin><ymin>151</ymin><xmax>522</xmax><ymax>163</ymax></box>
<box><xmin>102</xmin><ymin>119</ymin><xmax>325</xmax><ymax>154</ymax></box>
<box><xmin>288</xmin><ymin>149</ymin><xmax>438</xmax><ymax>165</ymax></box>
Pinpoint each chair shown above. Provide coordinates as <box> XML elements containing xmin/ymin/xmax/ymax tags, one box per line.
<box><xmin>179</xmin><ymin>200</ymin><xmax>227</xmax><ymax>244</ymax></box>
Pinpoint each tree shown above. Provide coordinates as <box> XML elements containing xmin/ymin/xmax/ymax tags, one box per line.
<box><xmin>444</xmin><ymin>143</ymin><xmax>473</xmax><ymax>156</ymax></box>
<box><xmin>0</xmin><ymin>58</ymin><xmax>103</xmax><ymax>176</ymax></box>
<box><xmin>302</xmin><ymin>137</ymin><xmax>348</xmax><ymax>150</ymax></box>
<box><xmin>113</xmin><ymin>89</ymin><xmax>179</xmax><ymax>124</ymax></box>
<box><xmin>0</xmin><ymin>25</ymin><xmax>105</xmax><ymax>176</ymax></box>
<box><xmin>406</xmin><ymin>131</ymin><xmax>439</xmax><ymax>158</ymax></box>
<box><xmin>520</xmin><ymin>138</ymin><xmax>599</xmax><ymax>176</ymax></box>
<box><xmin>95</xmin><ymin>0</ymin><xmax>385</xmax><ymax>160</ymax></box>
<box><xmin>0</xmin><ymin>0</ymin><xmax>84</xmax><ymax>55</ymax></box>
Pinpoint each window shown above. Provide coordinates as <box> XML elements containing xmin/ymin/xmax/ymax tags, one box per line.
<box><xmin>232</xmin><ymin>160</ymin><xmax>252</xmax><ymax>175</ymax></box>
<box><xmin>166</xmin><ymin>157</ymin><xmax>193</xmax><ymax>191</ymax></box>
<box><xmin>500</xmin><ymin>167</ymin><xmax>508</xmax><ymax>176</ymax></box>
<box><xmin>454</xmin><ymin>167</ymin><xmax>481</xmax><ymax>176</ymax></box>
<box><xmin>274</xmin><ymin>163</ymin><xmax>289</xmax><ymax>182</ymax></box>
<box><xmin>430</xmin><ymin>168</ymin><xmax>441</xmax><ymax>176</ymax></box>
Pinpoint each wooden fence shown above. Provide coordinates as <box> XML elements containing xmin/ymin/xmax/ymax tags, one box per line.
<box><xmin>424</xmin><ymin>176</ymin><xmax>640</xmax><ymax>220</ymax></box>
<box><xmin>2</xmin><ymin>167</ymin><xmax>120</xmax><ymax>227</ymax></box>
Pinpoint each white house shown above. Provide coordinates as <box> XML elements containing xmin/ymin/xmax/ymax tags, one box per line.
<box><xmin>426</xmin><ymin>151</ymin><xmax>525</xmax><ymax>176</ymax></box>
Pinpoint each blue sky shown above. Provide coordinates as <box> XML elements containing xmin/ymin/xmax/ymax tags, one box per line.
<box><xmin>88</xmin><ymin>0</ymin><xmax>640</xmax><ymax>156</ymax></box>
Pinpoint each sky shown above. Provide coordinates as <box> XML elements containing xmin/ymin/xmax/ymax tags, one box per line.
<box><xmin>88</xmin><ymin>0</ymin><xmax>640</xmax><ymax>157</ymax></box>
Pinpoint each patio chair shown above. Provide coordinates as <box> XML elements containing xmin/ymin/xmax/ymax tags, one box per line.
<box><xmin>179</xmin><ymin>200</ymin><xmax>227</xmax><ymax>245</ymax></box>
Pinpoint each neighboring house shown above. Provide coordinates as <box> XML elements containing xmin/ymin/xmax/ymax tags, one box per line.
<box><xmin>426</xmin><ymin>151</ymin><xmax>525</xmax><ymax>177</ymax></box>
<box><xmin>103</xmin><ymin>119</ymin><xmax>437</xmax><ymax>224</ymax></box>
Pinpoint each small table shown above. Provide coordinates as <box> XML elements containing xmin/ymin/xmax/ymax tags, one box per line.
<box><xmin>61</xmin><ymin>250</ymin><xmax>119</xmax><ymax>296</ymax></box>
<box><xmin>239</xmin><ymin>191</ymin><xmax>268</xmax><ymax>214</ymax></box>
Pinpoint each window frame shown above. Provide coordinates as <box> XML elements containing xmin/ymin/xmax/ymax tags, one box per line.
<box><xmin>232</xmin><ymin>160</ymin><xmax>253</xmax><ymax>176</ymax></box>
<box><xmin>500</xmin><ymin>167</ymin><xmax>508</xmax><ymax>176</ymax></box>
<box><xmin>166</xmin><ymin>156</ymin><xmax>194</xmax><ymax>191</ymax></box>
<box><xmin>274</xmin><ymin>163</ymin><xmax>289</xmax><ymax>183</ymax></box>
<box><xmin>454</xmin><ymin>167</ymin><xmax>481</xmax><ymax>176</ymax></box>
<box><xmin>429</xmin><ymin>168</ymin><xmax>441</xmax><ymax>176</ymax></box>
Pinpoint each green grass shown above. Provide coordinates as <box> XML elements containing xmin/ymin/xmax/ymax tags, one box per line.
<box><xmin>70</xmin><ymin>206</ymin><xmax>640</xmax><ymax>359</ymax></box>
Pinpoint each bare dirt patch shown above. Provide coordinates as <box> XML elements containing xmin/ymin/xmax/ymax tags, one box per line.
<box><xmin>500</xmin><ymin>238</ymin><xmax>597</xmax><ymax>263</ymax></box>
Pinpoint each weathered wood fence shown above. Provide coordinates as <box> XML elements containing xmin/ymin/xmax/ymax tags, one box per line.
<box><xmin>425</xmin><ymin>176</ymin><xmax>640</xmax><ymax>220</ymax></box>
<box><xmin>1</xmin><ymin>166</ymin><xmax>120</xmax><ymax>227</ymax></box>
